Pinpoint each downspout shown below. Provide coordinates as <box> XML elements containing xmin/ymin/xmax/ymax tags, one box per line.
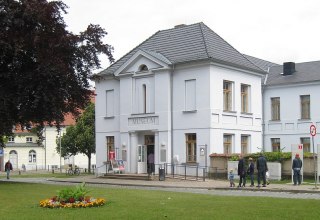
<box><xmin>170</xmin><ymin>64</ymin><xmax>174</xmax><ymax>169</ymax></box>
<box><xmin>261</xmin><ymin>68</ymin><xmax>269</xmax><ymax>152</ymax></box>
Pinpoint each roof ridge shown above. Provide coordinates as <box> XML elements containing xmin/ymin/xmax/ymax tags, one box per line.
<box><xmin>199</xmin><ymin>23</ymin><xmax>210</xmax><ymax>59</ymax></box>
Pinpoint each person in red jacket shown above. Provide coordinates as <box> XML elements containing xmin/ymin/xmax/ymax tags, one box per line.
<box><xmin>5</xmin><ymin>160</ymin><xmax>13</xmax><ymax>179</ymax></box>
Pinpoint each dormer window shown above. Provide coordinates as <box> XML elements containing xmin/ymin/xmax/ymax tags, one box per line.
<box><xmin>139</xmin><ymin>64</ymin><xmax>148</xmax><ymax>72</ymax></box>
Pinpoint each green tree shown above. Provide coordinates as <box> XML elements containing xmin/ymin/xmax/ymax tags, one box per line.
<box><xmin>0</xmin><ymin>0</ymin><xmax>113</xmax><ymax>147</ymax></box>
<box><xmin>58</xmin><ymin>103</ymin><xmax>95</xmax><ymax>172</ymax></box>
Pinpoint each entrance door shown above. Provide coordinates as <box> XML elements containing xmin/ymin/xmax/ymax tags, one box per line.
<box><xmin>137</xmin><ymin>145</ymin><xmax>147</xmax><ymax>173</ymax></box>
<box><xmin>9</xmin><ymin>150</ymin><xmax>18</xmax><ymax>169</ymax></box>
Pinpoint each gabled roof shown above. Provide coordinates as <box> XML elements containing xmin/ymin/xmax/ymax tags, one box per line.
<box><xmin>100</xmin><ymin>22</ymin><xmax>265</xmax><ymax>76</ymax></box>
<box><xmin>266</xmin><ymin>61</ymin><xmax>320</xmax><ymax>86</ymax></box>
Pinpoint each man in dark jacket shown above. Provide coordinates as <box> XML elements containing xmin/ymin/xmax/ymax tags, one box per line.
<box><xmin>257</xmin><ymin>153</ymin><xmax>268</xmax><ymax>187</ymax></box>
<box><xmin>292</xmin><ymin>153</ymin><xmax>303</xmax><ymax>185</ymax></box>
<box><xmin>5</xmin><ymin>160</ymin><xmax>13</xmax><ymax>179</ymax></box>
<box><xmin>247</xmin><ymin>157</ymin><xmax>255</xmax><ymax>187</ymax></box>
<box><xmin>237</xmin><ymin>155</ymin><xmax>246</xmax><ymax>187</ymax></box>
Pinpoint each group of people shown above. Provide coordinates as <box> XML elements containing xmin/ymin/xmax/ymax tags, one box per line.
<box><xmin>229</xmin><ymin>153</ymin><xmax>303</xmax><ymax>187</ymax></box>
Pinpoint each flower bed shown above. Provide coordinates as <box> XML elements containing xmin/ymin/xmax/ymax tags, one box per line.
<box><xmin>40</xmin><ymin>197</ymin><xmax>105</xmax><ymax>208</ymax></box>
<box><xmin>39</xmin><ymin>182</ymin><xmax>106</xmax><ymax>208</ymax></box>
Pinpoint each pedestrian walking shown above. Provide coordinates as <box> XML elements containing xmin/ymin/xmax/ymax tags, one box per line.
<box><xmin>247</xmin><ymin>157</ymin><xmax>255</xmax><ymax>187</ymax></box>
<box><xmin>229</xmin><ymin>169</ymin><xmax>235</xmax><ymax>187</ymax></box>
<box><xmin>257</xmin><ymin>153</ymin><xmax>268</xmax><ymax>187</ymax></box>
<box><xmin>292</xmin><ymin>153</ymin><xmax>303</xmax><ymax>185</ymax></box>
<box><xmin>237</xmin><ymin>155</ymin><xmax>246</xmax><ymax>187</ymax></box>
<box><xmin>5</xmin><ymin>160</ymin><xmax>13</xmax><ymax>179</ymax></box>
<box><xmin>147</xmin><ymin>152</ymin><xmax>155</xmax><ymax>178</ymax></box>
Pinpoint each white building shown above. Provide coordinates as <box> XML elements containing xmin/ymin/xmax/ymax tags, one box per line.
<box><xmin>3</xmin><ymin>113</ymin><xmax>96</xmax><ymax>171</ymax></box>
<box><xmin>94</xmin><ymin>23</ymin><xmax>265</xmax><ymax>174</ymax></box>
<box><xmin>263</xmin><ymin>61</ymin><xmax>320</xmax><ymax>152</ymax></box>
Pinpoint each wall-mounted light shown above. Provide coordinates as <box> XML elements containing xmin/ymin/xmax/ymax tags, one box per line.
<box><xmin>122</xmin><ymin>142</ymin><xmax>126</xmax><ymax>148</ymax></box>
<box><xmin>161</xmin><ymin>141</ymin><xmax>166</xmax><ymax>147</ymax></box>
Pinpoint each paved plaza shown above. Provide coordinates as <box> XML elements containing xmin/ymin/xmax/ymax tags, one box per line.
<box><xmin>2</xmin><ymin>174</ymin><xmax>320</xmax><ymax>200</ymax></box>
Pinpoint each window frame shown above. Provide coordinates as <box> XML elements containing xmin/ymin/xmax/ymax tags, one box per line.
<box><xmin>26</xmin><ymin>137</ymin><xmax>33</xmax><ymax>143</ymax></box>
<box><xmin>271</xmin><ymin>138</ymin><xmax>281</xmax><ymax>152</ymax></box>
<box><xmin>28</xmin><ymin>150</ymin><xmax>36</xmax><ymax>163</ymax></box>
<box><xmin>223</xmin><ymin>134</ymin><xmax>233</xmax><ymax>154</ymax></box>
<box><xmin>300</xmin><ymin>137</ymin><xmax>310</xmax><ymax>152</ymax></box>
<box><xmin>223</xmin><ymin>80</ymin><xmax>233</xmax><ymax>112</ymax></box>
<box><xmin>241</xmin><ymin>135</ymin><xmax>249</xmax><ymax>154</ymax></box>
<box><xmin>300</xmin><ymin>95</ymin><xmax>310</xmax><ymax>120</ymax></box>
<box><xmin>271</xmin><ymin>97</ymin><xmax>280</xmax><ymax>121</ymax></box>
<box><xmin>241</xmin><ymin>84</ymin><xmax>250</xmax><ymax>113</ymax></box>
<box><xmin>186</xmin><ymin>134</ymin><xmax>197</xmax><ymax>163</ymax></box>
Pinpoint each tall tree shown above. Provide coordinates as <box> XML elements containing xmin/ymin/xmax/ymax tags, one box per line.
<box><xmin>58</xmin><ymin>103</ymin><xmax>95</xmax><ymax>172</ymax></box>
<box><xmin>0</xmin><ymin>0</ymin><xmax>113</xmax><ymax>147</ymax></box>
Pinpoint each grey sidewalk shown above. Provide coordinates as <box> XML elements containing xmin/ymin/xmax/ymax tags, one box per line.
<box><xmin>3</xmin><ymin>175</ymin><xmax>319</xmax><ymax>194</ymax></box>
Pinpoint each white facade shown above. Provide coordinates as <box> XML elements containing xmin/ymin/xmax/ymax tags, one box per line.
<box><xmin>263</xmin><ymin>82</ymin><xmax>320</xmax><ymax>152</ymax></box>
<box><xmin>95</xmin><ymin>51</ymin><xmax>263</xmax><ymax>174</ymax></box>
<box><xmin>3</xmin><ymin>126</ymin><xmax>96</xmax><ymax>171</ymax></box>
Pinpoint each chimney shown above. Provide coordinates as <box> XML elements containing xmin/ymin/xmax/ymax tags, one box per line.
<box><xmin>283</xmin><ymin>62</ymin><xmax>295</xmax><ymax>75</ymax></box>
<box><xmin>174</xmin><ymin>24</ymin><xmax>186</xmax><ymax>28</ymax></box>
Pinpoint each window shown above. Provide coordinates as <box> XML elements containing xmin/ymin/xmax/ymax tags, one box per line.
<box><xmin>186</xmin><ymin>134</ymin><xmax>197</xmax><ymax>163</ymax></box>
<box><xmin>271</xmin><ymin>97</ymin><xmax>280</xmax><ymax>120</ymax></box>
<box><xmin>106</xmin><ymin>90</ymin><xmax>114</xmax><ymax>117</ymax></box>
<box><xmin>185</xmin><ymin>79</ymin><xmax>196</xmax><ymax>111</ymax></box>
<box><xmin>224</xmin><ymin>134</ymin><xmax>232</xmax><ymax>154</ymax></box>
<box><xmin>8</xmin><ymin>137</ymin><xmax>15</xmax><ymax>142</ymax></box>
<box><xmin>300</xmin><ymin>137</ymin><xmax>310</xmax><ymax>152</ymax></box>
<box><xmin>300</xmin><ymin>95</ymin><xmax>310</xmax><ymax>119</ymax></box>
<box><xmin>223</xmin><ymin>81</ymin><xmax>233</xmax><ymax>111</ymax></box>
<box><xmin>139</xmin><ymin>64</ymin><xmax>148</xmax><ymax>72</ymax></box>
<box><xmin>29</xmin><ymin>150</ymin><xmax>36</xmax><ymax>163</ymax></box>
<box><xmin>241</xmin><ymin>135</ymin><xmax>249</xmax><ymax>154</ymax></box>
<box><xmin>145</xmin><ymin>135</ymin><xmax>154</xmax><ymax>145</ymax></box>
<box><xmin>26</xmin><ymin>137</ymin><xmax>33</xmax><ymax>143</ymax></box>
<box><xmin>106</xmin><ymin>136</ymin><xmax>115</xmax><ymax>160</ymax></box>
<box><xmin>271</xmin><ymin>138</ymin><xmax>280</xmax><ymax>152</ymax></box>
<box><xmin>241</xmin><ymin>84</ymin><xmax>250</xmax><ymax>113</ymax></box>
<box><xmin>143</xmin><ymin>84</ymin><xmax>147</xmax><ymax>113</ymax></box>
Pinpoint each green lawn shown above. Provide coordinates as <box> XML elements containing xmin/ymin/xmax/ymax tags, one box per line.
<box><xmin>0</xmin><ymin>182</ymin><xmax>319</xmax><ymax>220</ymax></box>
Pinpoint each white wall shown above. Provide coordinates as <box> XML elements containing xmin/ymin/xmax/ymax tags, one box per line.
<box><xmin>263</xmin><ymin>83</ymin><xmax>320</xmax><ymax>152</ymax></box>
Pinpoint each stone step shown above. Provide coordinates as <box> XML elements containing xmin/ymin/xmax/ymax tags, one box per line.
<box><xmin>100</xmin><ymin>173</ymin><xmax>156</xmax><ymax>181</ymax></box>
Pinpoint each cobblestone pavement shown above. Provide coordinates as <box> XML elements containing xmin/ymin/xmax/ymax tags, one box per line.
<box><xmin>2</xmin><ymin>175</ymin><xmax>320</xmax><ymax>200</ymax></box>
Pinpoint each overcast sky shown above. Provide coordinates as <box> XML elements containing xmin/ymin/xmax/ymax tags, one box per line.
<box><xmin>62</xmin><ymin>0</ymin><xmax>320</xmax><ymax>71</ymax></box>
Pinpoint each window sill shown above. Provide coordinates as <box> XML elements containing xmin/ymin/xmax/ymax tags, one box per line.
<box><xmin>104</xmin><ymin>116</ymin><xmax>115</xmax><ymax>119</ymax></box>
<box><xmin>223</xmin><ymin>110</ymin><xmax>237</xmax><ymax>114</ymax></box>
<box><xmin>298</xmin><ymin>118</ymin><xmax>311</xmax><ymax>121</ymax></box>
<box><xmin>182</xmin><ymin>110</ymin><xmax>197</xmax><ymax>113</ymax></box>
<box><xmin>240</xmin><ymin>112</ymin><xmax>253</xmax><ymax>116</ymax></box>
<box><xmin>131</xmin><ymin>112</ymin><xmax>155</xmax><ymax>116</ymax></box>
<box><xmin>269</xmin><ymin>120</ymin><xmax>281</xmax><ymax>123</ymax></box>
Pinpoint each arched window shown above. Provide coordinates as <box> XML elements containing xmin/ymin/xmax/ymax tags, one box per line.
<box><xmin>29</xmin><ymin>150</ymin><xmax>36</xmax><ymax>163</ymax></box>
<box><xmin>138</xmin><ymin>64</ymin><xmax>148</xmax><ymax>72</ymax></box>
<box><xmin>9</xmin><ymin>150</ymin><xmax>18</xmax><ymax>169</ymax></box>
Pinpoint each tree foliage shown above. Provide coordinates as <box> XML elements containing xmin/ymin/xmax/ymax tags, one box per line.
<box><xmin>0</xmin><ymin>0</ymin><xmax>113</xmax><ymax>147</ymax></box>
<box><xmin>58</xmin><ymin>103</ymin><xmax>95</xmax><ymax>172</ymax></box>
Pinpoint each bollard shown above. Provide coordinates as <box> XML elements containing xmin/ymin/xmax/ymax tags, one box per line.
<box><xmin>52</xmin><ymin>169</ymin><xmax>54</xmax><ymax>174</ymax></box>
<box><xmin>19</xmin><ymin>170</ymin><xmax>21</xmax><ymax>175</ymax></box>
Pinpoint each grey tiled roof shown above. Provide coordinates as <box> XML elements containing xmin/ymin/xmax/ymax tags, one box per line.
<box><xmin>243</xmin><ymin>54</ymin><xmax>279</xmax><ymax>72</ymax></box>
<box><xmin>266</xmin><ymin>61</ymin><xmax>320</xmax><ymax>86</ymax></box>
<box><xmin>100</xmin><ymin>22</ymin><xmax>265</xmax><ymax>76</ymax></box>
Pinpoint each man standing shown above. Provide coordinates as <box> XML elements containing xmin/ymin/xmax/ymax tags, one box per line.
<box><xmin>5</xmin><ymin>160</ymin><xmax>13</xmax><ymax>179</ymax></box>
<box><xmin>147</xmin><ymin>152</ymin><xmax>155</xmax><ymax>178</ymax></box>
<box><xmin>237</xmin><ymin>155</ymin><xmax>246</xmax><ymax>187</ymax></box>
<box><xmin>292</xmin><ymin>153</ymin><xmax>303</xmax><ymax>185</ymax></box>
<box><xmin>247</xmin><ymin>157</ymin><xmax>255</xmax><ymax>187</ymax></box>
<box><xmin>257</xmin><ymin>153</ymin><xmax>268</xmax><ymax>187</ymax></box>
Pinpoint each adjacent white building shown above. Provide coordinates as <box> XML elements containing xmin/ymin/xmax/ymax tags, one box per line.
<box><xmin>3</xmin><ymin>113</ymin><xmax>96</xmax><ymax>171</ymax></box>
<box><xmin>95</xmin><ymin>23</ymin><xmax>265</xmax><ymax>174</ymax></box>
<box><xmin>262</xmin><ymin>61</ymin><xmax>320</xmax><ymax>153</ymax></box>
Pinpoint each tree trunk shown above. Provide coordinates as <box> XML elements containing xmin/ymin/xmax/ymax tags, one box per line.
<box><xmin>87</xmin><ymin>154</ymin><xmax>91</xmax><ymax>173</ymax></box>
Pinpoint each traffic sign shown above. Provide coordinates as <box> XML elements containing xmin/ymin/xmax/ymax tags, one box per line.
<box><xmin>310</xmin><ymin>124</ymin><xmax>317</xmax><ymax>136</ymax></box>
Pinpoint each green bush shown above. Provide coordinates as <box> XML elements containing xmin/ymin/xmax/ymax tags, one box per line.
<box><xmin>56</xmin><ymin>182</ymin><xmax>90</xmax><ymax>202</ymax></box>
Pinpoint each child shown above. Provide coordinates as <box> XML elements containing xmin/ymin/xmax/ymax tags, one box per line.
<box><xmin>229</xmin><ymin>169</ymin><xmax>235</xmax><ymax>187</ymax></box>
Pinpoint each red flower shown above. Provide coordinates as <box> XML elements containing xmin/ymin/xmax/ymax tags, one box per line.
<box><xmin>69</xmin><ymin>198</ymin><xmax>75</xmax><ymax>203</ymax></box>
